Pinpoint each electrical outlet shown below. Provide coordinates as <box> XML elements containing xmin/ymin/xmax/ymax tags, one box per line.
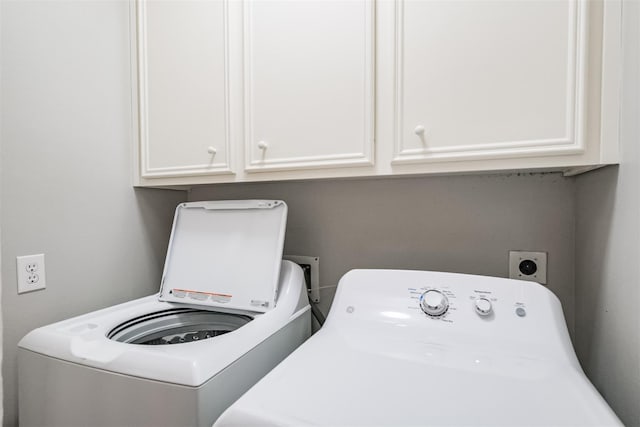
<box><xmin>509</xmin><ymin>251</ymin><xmax>547</xmax><ymax>285</ymax></box>
<box><xmin>17</xmin><ymin>254</ymin><xmax>46</xmax><ymax>294</ymax></box>
<box><xmin>284</xmin><ymin>255</ymin><xmax>320</xmax><ymax>303</ymax></box>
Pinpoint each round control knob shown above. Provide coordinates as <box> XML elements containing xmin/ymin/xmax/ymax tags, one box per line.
<box><xmin>474</xmin><ymin>298</ymin><xmax>493</xmax><ymax>316</ymax></box>
<box><xmin>420</xmin><ymin>290</ymin><xmax>449</xmax><ymax>317</ymax></box>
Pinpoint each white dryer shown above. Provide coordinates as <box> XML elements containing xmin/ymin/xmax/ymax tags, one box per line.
<box><xmin>18</xmin><ymin>200</ymin><xmax>311</xmax><ymax>427</ymax></box>
<box><xmin>216</xmin><ymin>269</ymin><xmax>622</xmax><ymax>426</ymax></box>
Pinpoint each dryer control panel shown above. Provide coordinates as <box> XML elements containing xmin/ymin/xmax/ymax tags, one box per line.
<box><xmin>328</xmin><ymin>269</ymin><xmax>577</xmax><ymax>367</ymax></box>
<box><xmin>404</xmin><ymin>276</ymin><xmax>529</xmax><ymax>325</ymax></box>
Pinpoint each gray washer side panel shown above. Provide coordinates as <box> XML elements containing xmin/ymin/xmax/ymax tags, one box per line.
<box><xmin>19</xmin><ymin>349</ymin><xmax>199</xmax><ymax>427</ymax></box>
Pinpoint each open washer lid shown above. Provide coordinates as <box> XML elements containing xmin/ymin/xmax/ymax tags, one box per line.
<box><xmin>158</xmin><ymin>200</ymin><xmax>287</xmax><ymax>313</ymax></box>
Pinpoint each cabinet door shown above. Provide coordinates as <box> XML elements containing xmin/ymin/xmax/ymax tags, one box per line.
<box><xmin>138</xmin><ymin>0</ymin><xmax>232</xmax><ymax>178</ymax></box>
<box><xmin>244</xmin><ymin>0</ymin><xmax>374</xmax><ymax>172</ymax></box>
<box><xmin>394</xmin><ymin>0</ymin><xmax>587</xmax><ymax>164</ymax></box>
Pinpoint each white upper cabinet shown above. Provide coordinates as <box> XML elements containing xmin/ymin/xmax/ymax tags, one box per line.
<box><xmin>137</xmin><ymin>0</ymin><xmax>232</xmax><ymax>178</ymax></box>
<box><xmin>393</xmin><ymin>0</ymin><xmax>587</xmax><ymax>164</ymax></box>
<box><xmin>133</xmin><ymin>0</ymin><xmax>621</xmax><ymax>187</ymax></box>
<box><xmin>243</xmin><ymin>0</ymin><xmax>374</xmax><ymax>172</ymax></box>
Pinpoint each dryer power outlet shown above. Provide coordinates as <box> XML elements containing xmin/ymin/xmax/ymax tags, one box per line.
<box><xmin>509</xmin><ymin>251</ymin><xmax>547</xmax><ymax>285</ymax></box>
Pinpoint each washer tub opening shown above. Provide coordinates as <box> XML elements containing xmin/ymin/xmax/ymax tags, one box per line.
<box><xmin>107</xmin><ymin>308</ymin><xmax>253</xmax><ymax>345</ymax></box>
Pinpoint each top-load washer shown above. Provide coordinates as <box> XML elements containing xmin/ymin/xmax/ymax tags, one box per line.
<box><xmin>18</xmin><ymin>200</ymin><xmax>311</xmax><ymax>427</ymax></box>
<box><xmin>215</xmin><ymin>269</ymin><xmax>621</xmax><ymax>426</ymax></box>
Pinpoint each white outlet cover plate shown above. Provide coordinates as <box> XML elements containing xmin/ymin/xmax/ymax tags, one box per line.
<box><xmin>509</xmin><ymin>251</ymin><xmax>547</xmax><ymax>285</ymax></box>
<box><xmin>17</xmin><ymin>254</ymin><xmax>46</xmax><ymax>294</ymax></box>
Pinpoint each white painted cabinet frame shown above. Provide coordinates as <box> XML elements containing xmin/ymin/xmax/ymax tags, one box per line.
<box><xmin>130</xmin><ymin>0</ymin><xmax>622</xmax><ymax>188</ymax></box>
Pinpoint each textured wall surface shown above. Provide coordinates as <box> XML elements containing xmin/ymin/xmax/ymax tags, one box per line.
<box><xmin>190</xmin><ymin>172</ymin><xmax>576</xmax><ymax>332</ymax></box>
<box><xmin>574</xmin><ymin>3</ymin><xmax>640</xmax><ymax>425</ymax></box>
<box><xmin>0</xmin><ymin>2</ymin><xmax>186</xmax><ymax>425</ymax></box>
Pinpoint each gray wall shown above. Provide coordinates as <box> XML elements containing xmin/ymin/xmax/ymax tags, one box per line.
<box><xmin>574</xmin><ymin>2</ymin><xmax>640</xmax><ymax>426</ymax></box>
<box><xmin>0</xmin><ymin>2</ymin><xmax>186</xmax><ymax>425</ymax></box>
<box><xmin>190</xmin><ymin>172</ymin><xmax>576</xmax><ymax>332</ymax></box>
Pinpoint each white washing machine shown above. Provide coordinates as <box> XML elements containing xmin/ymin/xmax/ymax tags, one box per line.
<box><xmin>216</xmin><ymin>269</ymin><xmax>622</xmax><ymax>426</ymax></box>
<box><xmin>18</xmin><ymin>200</ymin><xmax>311</xmax><ymax>427</ymax></box>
